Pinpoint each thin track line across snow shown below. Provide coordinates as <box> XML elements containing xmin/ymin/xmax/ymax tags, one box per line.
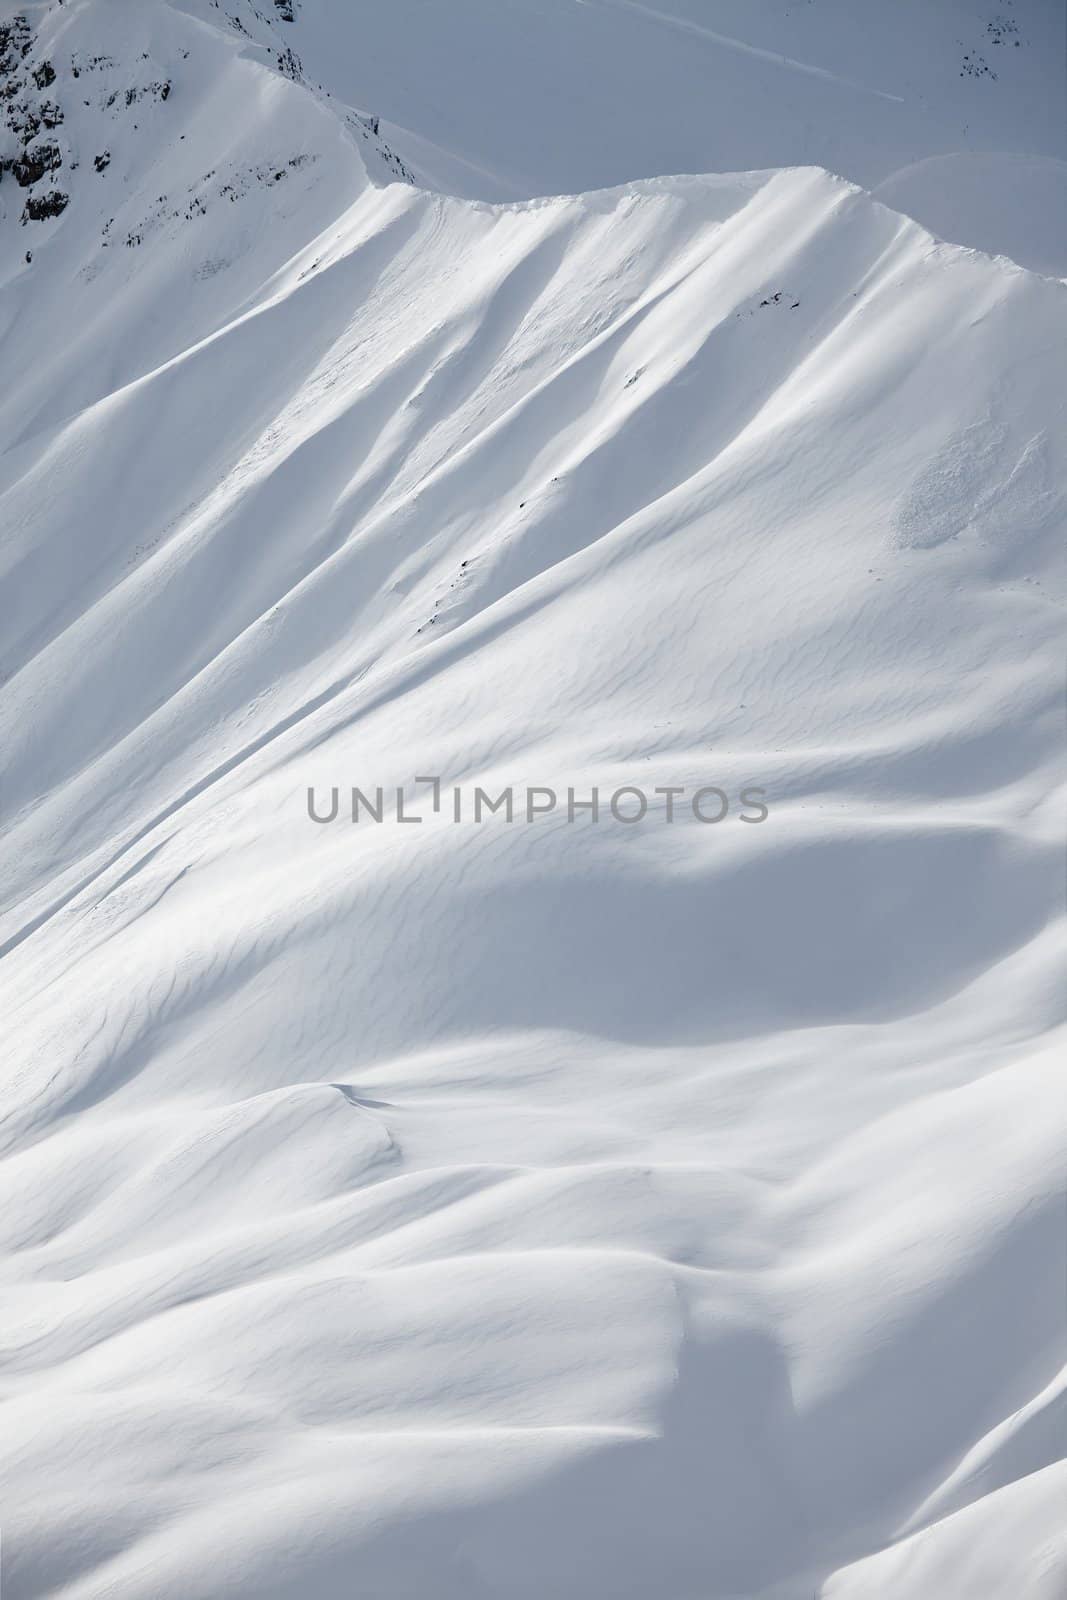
<box><xmin>580</xmin><ymin>0</ymin><xmax>906</xmax><ymax>103</ymax></box>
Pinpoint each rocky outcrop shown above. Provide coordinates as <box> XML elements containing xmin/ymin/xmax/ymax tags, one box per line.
<box><xmin>1</xmin><ymin>14</ymin><xmax>66</xmax><ymax>219</ymax></box>
<box><xmin>11</xmin><ymin>141</ymin><xmax>62</xmax><ymax>187</ymax></box>
<box><xmin>21</xmin><ymin>187</ymin><xmax>68</xmax><ymax>221</ymax></box>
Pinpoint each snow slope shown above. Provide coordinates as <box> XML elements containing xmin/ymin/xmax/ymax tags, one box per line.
<box><xmin>1</xmin><ymin>2</ymin><xmax>1065</xmax><ymax>1598</ymax></box>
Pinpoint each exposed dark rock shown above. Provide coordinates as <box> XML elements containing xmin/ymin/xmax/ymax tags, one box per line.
<box><xmin>0</xmin><ymin>17</ymin><xmax>33</xmax><ymax>76</ymax></box>
<box><xmin>22</xmin><ymin>187</ymin><xmax>68</xmax><ymax>221</ymax></box>
<box><xmin>8</xmin><ymin>106</ymin><xmax>41</xmax><ymax>142</ymax></box>
<box><xmin>12</xmin><ymin>141</ymin><xmax>62</xmax><ymax>186</ymax></box>
<box><xmin>123</xmin><ymin>79</ymin><xmax>172</xmax><ymax>107</ymax></box>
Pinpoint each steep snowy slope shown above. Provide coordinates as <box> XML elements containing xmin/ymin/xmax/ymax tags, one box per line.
<box><xmin>0</xmin><ymin>0</ymin><xmax>412</xmax><ymax>433</ymax></box>
<box><xmin>1</xmin><ymin>3</ymin><xmax>1065</xmax><ymax>1599</ymax></box>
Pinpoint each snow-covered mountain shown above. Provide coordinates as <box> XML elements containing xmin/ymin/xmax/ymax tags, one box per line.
<box><xmin>1</xmin><ymin>3</ymin><xmax>1064</xmax><ymax>1598</ymax></box>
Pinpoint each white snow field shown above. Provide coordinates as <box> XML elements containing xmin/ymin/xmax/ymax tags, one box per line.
<box><xmin>1</xmin><ymin>2</ymin><xmax>1065</xmax><ymax>1597</ymax></box>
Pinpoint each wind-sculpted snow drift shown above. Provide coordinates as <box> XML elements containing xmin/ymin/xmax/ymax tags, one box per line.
<box><xmin>0</xmin><ymin>3</ymin><xmax>1065</xmax><ymax>1598</ymax></box>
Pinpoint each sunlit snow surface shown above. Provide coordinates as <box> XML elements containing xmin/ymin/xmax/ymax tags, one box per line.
<box><xmin>1</xmin><ymin>2</ymin><xmax>1065</xmax><ymax>1597</ymax></box>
